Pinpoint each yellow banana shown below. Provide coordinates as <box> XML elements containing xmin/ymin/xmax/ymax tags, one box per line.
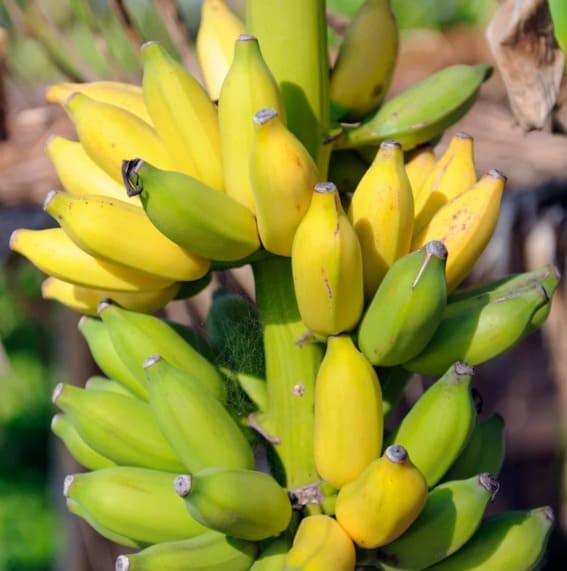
<box><xmin>291</xmin><ymin>181</ymin><xmax>364</xmax><ymax>336</ymax></box>
<box><xmin>250</xmin><ymin>108</ymin><xmax>318</xmax><ymax>256</ymax></box>
<box><xmin>404</xmin><ymin>144</ymin><xmax>436</xmax><ymax>202</ymax></box>
<box><xmin>412</xmin><ymin>169</ymin><xmax>506</xmax><ymax>292</ymax></box>
<box><xmin>43</xmin><ymin>190</ymin><xmax>210</xmax><ymax>282</ymax></box>
<box><xmin>141</xmin><ymin>41</ymin><xmax>224</xmax><ymax>190</ymax></box>
<box><xmin>314</xmin><ymin>334</ymin><xmax>382</xmax><ymax>489</ymax></box>
<box><xmin>218</xmin><ymin>34</ymin><xmax>286</xmax><ymax>212</ymax></box>
<box><xmin>283</xmin><ymin>514</ymin><xmax>356</xmax><ymax>571</ymax></box>
<box><xmin>348</xmin><ymin>140</ymin><xmax>414</xmax><ymax>298</ymax></box>
<box><xmin>413</xmin><ymin>132</ymin><xmax>477</xmax><ymax>235</ymax></box>
<box><xmin>10</xmin><ymin>228</ymin><xmax>173</xmax><ymax>293</ymax></box>
<box><xmin>335</xmin><ymin>444</ymin><xmax>428</xmax><ymax>548</ymax></box>
<box><xmin>196</xmin><ymin>0</ymin><xmax>246</xmax><ymax>101</ymax></box>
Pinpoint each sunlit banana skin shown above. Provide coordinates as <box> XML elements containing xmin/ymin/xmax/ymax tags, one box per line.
<box><xmin>251</xmin><ymin>108</ymin><xmax>318</xmax><ymax>256</ymax></box>
<box><xmin>84</xmin><ymin>376</ymin><xmax>138</xmax><ymax>399</ymax></box>
<box><xmin>404</xmin><ymin>144</ymin><xmax>436</xmax><ymax>203</ymax></box>
<box><xmin>175</xmin><ymin>468</ymin><xmax>292</xmax><ymax>541</ymax></box>
<box><xmin>123</xmin><ymin>159</ymin><xmax>260</xmax><ymax>262</ymax></box>
<box><xmin>335</xmin><ymin>444</ymin><xmax>428</xmax><ymax>548</ymax></box>
<box><xmin>390</xmin><ymin>362</ymin><xmax>477</xmax><ymax>487</ymax></box>
<box><xmin>377</xmin><ymin>473</ymin><xmax>500</xmax><ymax>570</ymax></box>
<box><xmin>426</xmin><ymin>506</ymin><xmax>554</xmax><ymax>571</ymax></box>
<box><xmin>358</xmin><ymin>241</ymin><xmax>448</xmax><ymax>366</ymax></box>
<box><xmin>283</xmin><ymin>514</ymin><xmax>356</xmax><ymax>571</ymax></box>
<box><xmin>64</xmin><ymin>467</ymin><xmax>207</xmax><ymax>546</ymax></box>
<box><xmin>348</xmin><ymin>140</ymin><xmax>414</xmax><ymax>297</ymax></box>
<box><xmin>314</xmin><ymin>335</ymin><xmax>382</xmax><ymax>489</ymax></box>
<box><xmin>330</xmin><ymin>0</ymin><xmax>398</xmax><ymax>122</ymax></box>
<box><xmin>115</xmin><ymin>530</ymin><xmax>257</xmax><ymax>571</ymax></box>
<box><xmin>291</xmin><ymin>182</ymin><xmax>364</xmax><ymax>336</ymax></box>
<box><xmin>338</xmin><ymin>64</ymin><xmax>492</xmax><ymax>150</ymax></box>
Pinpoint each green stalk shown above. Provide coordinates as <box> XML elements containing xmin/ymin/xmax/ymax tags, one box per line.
<box><xmin>253</xmin><ymin>257</ymin><xmax>322</xmax><ymax>489</ymax></box>
<box><xmin>246</xmin><ymin>0</ymin><xmax>330</xmax><ymax>167</ymax></box>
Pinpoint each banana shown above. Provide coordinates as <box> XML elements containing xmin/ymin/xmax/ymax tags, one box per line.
<box><xmin>250</xmin><ymin>107</ymin><xmax>318</xmax><ymax>256</ymax></box>
<box><xmin>348</xmin><ymin>140</ymin><xmax>414</xmax><ymax>297</ymax></box>
<box><xmin>10</xmin><ymin>228</ymin><xmax>174</xmax><ymax>293</ymax></box>
<box><xmin>390</xmin><ymin>362</ymin><xmax>477</xmax><ymax>487</ymax></box>
<box><xmin>64</xmin><ymin>92</ymin><xmax>174</xmax><ymax>182</ymax></box>
<box><xmin>404</xmin><ymin>145</ymin><xmax>436</xmax><ymax>202</ymax></box>
<box><xmin>250</xmin><ymin>535</ymin><xmax>293</xmax><ymax>570</ymax></box>
<box><xmin>358</xmin><ymin>241</ymin><xmax>448</xmax><ymax>366</ymax></box>
<box><xmin>64</xmin><ymin>467</ymin><xmax>207</xmax><ymax>546</ymax></box>
<box><xmin>283</xmin><ymin>514</ymin><xmax>356</xmax><ymax>571</ymax></box>
<box><xmin>42</xmin><ymin>276</ymin><xmax>180</xmax><ymax>316</ymax></box>
<box><xmin>442</xmin><ymin>414</ymin><xmax>505</xmax><ymax>482</ymax></box>
<box><xmin>403</xmin><ymin>284</ymin><xmax>550</xmax><ymax>376</ymax></box>
<box><xmin>327</xmin><ymin>150</ymin><xmax>369</xmax><ymax>194</ymax></box>
<box><xmin>98</xmin><ymin>300</ymin><xmax>226</xmax><ymax>402</ymax></box>
<box><xmin>413</xmin><ymin>132</ymin><xmax>477</xmax><ymax>236</ymax></box>
<box><xmin>426</xmin><ymin>506</ymin><xmax>554</xmax><ymax>571</ymax></box>
<box><xmin>338</xmin><ymin>64</ymin><xmax>492</xmax><ymax>150</ymax></box>
<box><xmin>78</xmin><ymin>315</ymin><xmax>148</xmax><ymax>399</ymax></box>
<box><xmin>314</xmin><ymin>334</ymin><xmax>383</xmax><ymax>489</ymax></box>
<box><xmin>46</xmin><ymin>80</ymin><xmax>152</xmax><ymax>124</ymax></box>
<box><xmin>141</xmin><ymin>41</ymin><xmax>223</xmax><ymax>190</ymax></box>
<box><xmin>122</xmin><ymin>159</ymin><xmax>260</xmax><ymax>262</ymax></box>
<box><xmin>43</xmin><ymin>190</ymin><xmax>210</xmax><ymax>282</ymax></box>
<box><xmin>46</xmin><ymin>136</ymin><xmax>141</xmax><ymax>206</ymax></box>
<box><xmin>218</xmin><ymin>34</ymin><xmax>286</xmax><ymax>212</ymax></box>
<box><xmin>115</xmin><ymin>531</ymin><xmax>257</xmax><ymax>571</ymax></box>
<box><xmin>196</xmin><ymin>0</ymin><xmax>246</xmax><ymax>102</ymax></box>
<box><xmin>52</xmin><ymin>383</ymin><xmax>185</xmax><ymax>471</ymax></box>
<box><xmin>291</xmin><ymin>181</ymin><xmax>364</xmax><ymax>336</ymax></box>
<box><xmin>51</xmin><ymin>413</ymin><xmax>116</xmax><ymax>471</ymax></box>
<box><xmin>84</xmin><ymin>375</ymin><xmax>139</xmax><ymax>399</ymax></box>
<box><xmin>329</xmin><ymin>0</ymin><xmax>398</xmax><ymax>122</ymax></box>
<box><xmin>412</xmin><ymin>169</ymin><xmax>506</xmax><ymax>292</ymax></box>
<box><xmin>175</xmin><ymin>467</ymin><xmax>292</xmax><ymax>541</ymax></box>
<box><xmin>335</xmin><ymin>444</ymin><xmax>428</xmax><ymax>548</ymax></box>
<box><xmin>377</xmin><ymin>473</ymin><xmax>500</xmax><ymax>570</ymax></box>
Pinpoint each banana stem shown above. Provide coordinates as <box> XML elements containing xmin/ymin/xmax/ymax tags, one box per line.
<box><xmin>253</xmin><ymin>257</ymin><xmax>322</xmax><ymax>489</ymax></box>
<box><xmin>246</xmin><ymin>0</ymin><xmax>330</xmax><ymax>167</ymax></box>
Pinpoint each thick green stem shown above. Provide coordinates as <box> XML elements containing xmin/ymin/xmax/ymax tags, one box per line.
<box><xmin>253</xmin><ymin>257</ymin><xmax>322</xmax><ymax>489</ymax></box>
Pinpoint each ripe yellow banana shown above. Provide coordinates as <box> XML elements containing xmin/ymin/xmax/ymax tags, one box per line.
<box><xmin>250</xmin><ymin>108</ymin><xmax>318</xmax><ymax>256</ymax></box>
<box><xmin>218</xmin><ymin>34</ymin><xmax>286</xmax><ymax>212</ymax></box>
<box><xmin>404</xmin><ymin>144</ymin><xmax>436</xmax><ymax>202</ymax></box>
<box><xmin>412</xmin><ymin>169</ymin><xmax>506</xmax><ymax>292</ymax></box>
<box><xmin>335</xmin><ymin>444</ymin><xmax>428</xmax><ymax>548</ymax></box>
<box><xmin>348</xmin><ymin>140</ymin><xmax>414</xmax><ymax>298</ymax></box>
<box><xmin>314</xmin><ymin>334</ymin><xmax>382</xmax><ymax>489</ymax></box>
<box><xmin>141</xmin><ymin>41</ymin><xmax>224</xmax><ymax>190</ymax></box>
<box><xmin>291</xmin><ymin>181</ymin><xmax>364</xmax><ymax>336</ymax></box>
<box><xmin>196</xmin><ymin>0</ymin><xmax>246</xmax><ymax>101</ymax></box>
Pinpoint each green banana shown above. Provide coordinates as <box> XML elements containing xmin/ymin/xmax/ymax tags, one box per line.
<box><xmin>389</xmin><ymin>362</ymin><xmax>477</xmax><ymax>487</ymax></box>
<box><xmin>98</xmin><ymin>300</ymin><xmax>226</xmax><ymax>403</ymax></box>
<box><xmin>250</xmin><ymin>535</ymin><xmax>293</xmax><ymax>570</ymax></box>
<box><xmin>337</xmin><ymin>64</ymin><xmax>492</xmax><ymax>150</ymax></box>
<box><xmin>64</xmin><ymin>467</ymin><xmax>207</xmax><ymax>546</ymax></box>
<box><xmin>377</xmin><ymin>473</ymin><xmax>500</xmax><ymax>570</ymax></box>
<box><xmin>115</xmin><ymin>531</ymin><xmax>258</xmax><ymax>571</ymax></box>
<box><xmin>52</xmin><ymin>383</ymin><xmax>185</xmax><ymax>472</ymax></box>
<box><xmin>358</xmin><ymin>241</ymin><xmax>448</xmax><ymax>366</ymax></box>
<box><xmin>122</xmin><ymin>159</ymin><xmax>260</xmax><ymax>262</ymax></box>
<box><xmin>426</xmin><ymin>506</ymin><xmax>554</xmax><ymax>571</ymax></box>
<box><xmin>175</xmin><ymin>467</ymin><xmax>292</xmax><ymax>541</ymax></box>
<box><xmin>84</xmin><ymin>375</ymin><xmax>139</xmax><ymax>399</ymax></box>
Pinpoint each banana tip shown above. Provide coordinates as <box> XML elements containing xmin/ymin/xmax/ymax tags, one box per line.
<box><xmin>455</xmin><ymin>131</ymin><xmax>473</xmax><ymax>140</ymax></box>
<box><xmin>454</xmin><ymin>361</ymin><xmax>474</xmax><ymax>377</ymax></box>
<box><xmin>140</xmin><ymin>40</ymin><xmax>160</xmax><ymax>51</ymax></box>
<box><xmin>8</xmin><ymin>229</ymin><xmax>20</xmax><ymax>251</ymax></box>
<box><xmin>143</xmin><ymin>354</ymin><xmax>161</xmax><ymax>369</ymax></box>
<box><xmin>122</xmin><ymin>158</ymin><xmax>145</xmax><ymax>197</ymax></box>
<box><xmin>543</xmin><ymin>506</ymin><xmax>555</xmax><ymax>523</ymax></box>
<box><xmin>97</xmin><ymin>298</ymin><xmax>113</xmax><ymax>314</ymax></box>
<box><xmin>52</xmin><ymin>382</ymin><xmax>64</xmax><ymax>404</ymax></box>
<box><xmin>380</xmin><ymin>140</ymin><xmax>402</xmax><ymax>150</ymax></box>
<box><xmin>487</xmin><ymin>168</ymin><xmax>507</xmax><ymax>183</ymax></box>
<box><xmin>115</xmin><ymin>555</ymin><xmax>130</xmax><ymax>571</ymax></box>
<box><xmin>174</xmin><ymin>474</ymin><xmax>192</xmax><ymax>497</ymax></box>
<box><xmin>425</xmin><ymin>240</ymin><xmax>448</xmax><ymax>260</ymax></box>
<box><xmin>42</xmin><ymin>189</ymin><xmax>57</xmax><ymax>211</ymax></box>
<box><xmin>63</xmin><ymin>474</ymin><xmax>74</xmax><ymax>497</ymax></box>
<box><xmin>253</xmin><ymin>107</ymin><xmax>278</xmax><ymax>126</ymax></box>
<box><xmin>62</xmin><ymin>91</ymin><xmax>81</xmax><ymax>109</ymax></box>
<box><xmin>385</xmin><ymin>444</ymin><xmax>408</xmax><ymax>464</ymax></box>
<box><xmin>237</xmin><ymin>33</ymin><xmax>257</xmax><ymax>42</ymax></box>
<box><xmin>479</xmin><ymin>473</ymin><xmax>500</xmax><ymax>498</ymax></box>
<box><xmin>314</xmin><ymin>182</ymin><xmax>337</xmax><ymax>194</ymax></box>
<box><xmin>50</xmin><ymin>414</ymin><xmax>61</xmax><ymax>430</ymax></box>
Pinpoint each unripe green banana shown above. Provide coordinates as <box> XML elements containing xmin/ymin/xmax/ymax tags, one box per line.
<box><xmin>442</xmin><ymin>414</ymin><xmax>505</xmax><ymax>483</ymax></box>
<box><xmin>98</xmin><ymin>301</ymin><xmax>226</xmax><ymax>403</ymax></box>
<box><xmin>175</xmin><ymin>467</ymin><xmax>292</xmax><ymax>541</ymax></box>
<box><xmin>115</xmin><ymin>530</ymin><xmax>258</xmax><ymax>571</ymax></box>
<box><xmin>377</xmin><ymin>473</ymin><xmax>500</xmax><ymax>570</ymax></box>
<box><xmin>250</xmin><ymin>535</ymin><xmax>293</xmax><ymax>570</ymax></box>
<box><xmin>338</xmin><ymin>64</ymin><xmax>492</xmax><ymax>150</ymax></box>
<box><xmin>123</xmin><ymin>159</ymin><xmax>260</xmax><ymax>262</ymax></box>
<box><xmin>358</xmin><ymin>241</ymin><xmax>448</xmax><ymax>366</ymax></box>
<box><xmin>52</xmin><ymin>383</ymin><xmax>185</xmax><ymax>472</ymax></box>
<box><xmin>51</xmin><ymin>413</ymin><xmax>116</xmax><ymax>471</ymax></box>
<box><xmin>426</xmin><ymin>506</ymin><xmax>554</xmax><ymax>571</ymax></box>
<box><xmin>390</xmin><ymin>362</ymin><xmax>477</xmax><ymax>487</ymax></box>
<box><xmin>64</xmin><ymin>467</ymin><xmax>207</xmax><ymax>546</ymax></box>
<box><xmin>84</xmin><ymin>375</ymin><xmax>139</xmax><ymax>399</ymax></box>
